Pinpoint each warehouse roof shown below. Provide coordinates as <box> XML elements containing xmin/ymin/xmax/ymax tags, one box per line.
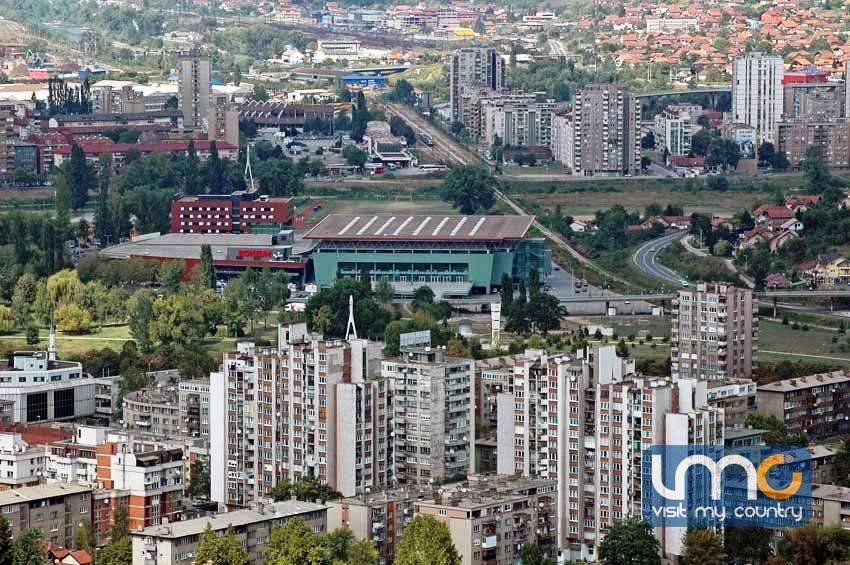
<box><xmin>304</xmin><ymin>214</ymin><xmax>534</xmax><ymax>241</ymax></box>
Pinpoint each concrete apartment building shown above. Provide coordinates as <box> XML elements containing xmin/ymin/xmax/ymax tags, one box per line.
<box><xmin>490</xmin><ymin>346</ymin><xmax>723</xmax><ymax>561</ymax></box>
<box><xmin>132</xmin><ymin>500</ymin><xmax>328</xmax><ymax>565</ymax></box>
<box><xmin>476</xmin><ymin>94</ymin><xmax>558</xmax><ymax>147</ymax></box>
<box><xmin>210</xmin><ymin>325</ymin><xmax>389</xmax><ymax>508</ymax></box>
<box><xmin>0</xmin><ymin>483</ymin><xmax>93</xmax><ymax>549</ymax></box>
<box><xmin>757</xmin><ymin>370</ymin><xmax>850</xmax><ymax>441</ymax></box>
<box><xmin>123</xmin><ymin>387</ymin><xmax>181</xmax><ymax>438</ymax></box>
<box><xmin>704</xmin><ymin>378</ymin><xmax>757</xmax><ymax>429</ymax></box>
<box><xmin>732</xmin><ymin>53</ymin><xmax>784</xmax><ymax>144</ymax></box>
<box><xmin>0</xmin><ymin>432</ymin><xmax>47</xmax><ymax>489</ymax></box>
<box><xmin>177</xmin><ymin>51</ymin><xmax>211</xmax><ymax>129</ymax></box>
<box><xmin>328</xmin><ymin>484</ymin><xmax>434</xmax><ymax>564</ymax></box>
<box><xmin>96</xmin><ymin>440</ymin><xmax>185</xmax><ymax>529</ymax></box>
<box><xmin>382</xmin><ymin>345</ymin><xmax>474</xmax><ymax>486</ymax></box>
<box><xmin>776</xmin><ymin>117</ymin><xmax>850</xmax><ymax>169</ymax></box>
<box><xmin>416</xmin><ymin>475</ymin><xmax>558</xmax><ymax>565</ymax></box>
<box><xmin>572</xmin><ymin>84</ymin><xmax>640</xmax><ymax>176</ymax></box>
<box><xmin>550</xmin><ymin>113</ymin><xmax>574</xmax><ymax>169</ymax></box>
<box><xmin>671</xmin><ymin>283</ymin><xmax>758</xmax><ymax>381</ymax></box>
<box><xmin>178</xmin><ymin>379</ymin><xmax>210</xmax><ymax>439</ymax></box>
<box><xmin>450</xmin><ymin>47</ymin><xmax>505</xmax><ymax>124</ymax></box>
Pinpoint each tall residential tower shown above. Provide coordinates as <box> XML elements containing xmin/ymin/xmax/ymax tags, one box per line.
<box><xmin>450</xmin><ymin>47</ymin><xmax>505</xmax><ymax>124</ymax></box>
<box><xmin>732</xmin><ymin>53</ymin><xmax>784</xmax><ymax>144</ymax></box>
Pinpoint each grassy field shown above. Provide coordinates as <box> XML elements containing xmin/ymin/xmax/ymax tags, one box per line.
<box><xmin>0</xmin><ymin>323</ymin><xmax>280</xmax><ymax>358</ymax></box>
<box><xmin>759</xmin><ymin>319</ymin><xmax>850</xmax><ymax>363</ymax></box>
<box><xmin>516</xmin><ymin>189</ymin><xmax>771</xmax><ymax>217</ymax></box>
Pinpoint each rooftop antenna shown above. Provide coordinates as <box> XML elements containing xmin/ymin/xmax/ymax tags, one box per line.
<box><xmin>345</xmin><ymin>295</ymin><xmax>358</xmax><ymax>341</ymax></box>
<box><xmin>244</xmin><ymin>142</ymin><xmax>255</xmax><ymax>191</ymax></box>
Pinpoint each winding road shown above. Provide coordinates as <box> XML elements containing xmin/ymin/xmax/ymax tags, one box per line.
<box><xmin>632</xmin><ymin>231</ymin><xmax>687</xmax><ymax>285</ymax></box>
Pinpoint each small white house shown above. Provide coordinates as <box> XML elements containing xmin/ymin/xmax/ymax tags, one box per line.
<box><xmin>570</xmin><ymin>220</ymin><xmax>590</xmax><ymax>233</ymax></box>
<box><xmin>281</xmin><ymin>49</ymin><xmax>305</xmax><ymax>65</ymax></box>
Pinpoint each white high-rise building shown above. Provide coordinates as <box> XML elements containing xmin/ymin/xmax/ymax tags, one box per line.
<box><xmin>491</xmin><ymin>346</ymin><xmax>724</xmax><ymax>562</ymax></box>
<box><xmin>551</xmin><ymin>113</ymin><xmax>574</xmax><ymax>168</ymax></box>
<box><xmin>732</xmin><ymin>53</ymin><xmax>784</xmax><ymax>144</ymax></box>
<box><xmin>178</xmin><ymin>51</ymin><xmax>212</xmax><ymax>129</ymax></box>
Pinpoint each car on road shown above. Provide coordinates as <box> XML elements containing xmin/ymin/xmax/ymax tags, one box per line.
<box><xmin>649</xmin><ymin>247</ymin><xmax>657</xmax><ymax>252</ymax></box>
<box><xmin>681</xmin><ymin>280</ymin><xmax>690</xmax><ymax>287</ymax></box>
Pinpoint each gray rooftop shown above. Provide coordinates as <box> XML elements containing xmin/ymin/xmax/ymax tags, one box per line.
<box><xmin>136</xmin><ymin>500</ymin><xmax>327</xmax><ymax>539</ymax></box>
<box><xmin>758</xmin><ymin>370</ymin><xmax>850</xmax><ymax>393</ymax></box>
<box><xmin>101</xmin><ymin>232</ymin><xmax>293</xmax><ymax>261</ymax></box>
<box><xmin>304</xmin><ymin>214</ymin><xmax>534</xmax><ymax>242</ymax></box>
<box><xmin>0</xmin><ymin>483</ymin><xmax>92</xmax><ymax>506</ymax></box>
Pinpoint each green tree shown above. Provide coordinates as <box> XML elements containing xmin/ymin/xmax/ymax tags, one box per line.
<box><xmin>149</xmin><ymin>293</ymin><xmax>207</xmax><ymax>347</ymax></box>
<box><xmin>75</xmin><ymin>518</ymin><xmax>96</xmax><ymax>559</ymax></box>
<box><xmin>55</xmin><ymin>303</ymin><xmax>92</xmax><ymax>333</ymax></box>
<box><xmin>265</xmin><ymin>518</ymin><xmax>327</xmax><ymax>565</ymax></box>
<box><xmin>255</xmin><ymin>158</ymin><xmax>303</xmax><ymax>197</ymax></box>
<box><xmin>321</xmin><ymin>528</ymin><xmax>353</xmax><ymax>563</ymax></box>
<box><xmin>127</xmin><ymin>289</ymin><xmax>155</xmax><ymax>351</ymax></box>
<box><xmin>342</xmin><ymin>145</ymin><xmax>368</xmax><ymax>171</ymax></box>
<box><xmin>111</xmin><ymin>503</ymin><xmax>129</xmax><ymax>543</ymax></box>
<box><xmin>396</xmin><ymin>515</ymin><xmax>461</xmax><ymax>565</ymax></box>
<box><xmin>312</xmin><ymin>304</ymin><xmax>333</xmax><ymax>335</ymax></box>
<box><xmin>744</xmin><ymin>414</ymin><xmax>808</xmax><ymax>446</ymax></box>
<box><xmin>505</xmin><ymin>280</ymin><xmax>531</xmax><ymax>335</ymax></box>
<box><xmin>160</xmin><ymin>261</ymin><xmax>184</xmax><ymax>294</ymax></box>
<box><xmin>11</xmin><ymin>273</ymin><xmax>37</xmax><ymax>328</ymax></box>
<box><xmin>66</xmin><ymin>143</ymin><xmax>95</xmax><ymax>210</ymax></box>
<box><xmin>615</xmin><ymin>338</ymin><xmax>630</xmax><ymax>358</ymax></box>
<box><xmin>203</xmin><ymin>140</ymin><xmax>227</xmax><ymax>194</ymax></box>
<box><xmin>384</xmin><ymin>322</ymin><xmax>401</xmax><ymax>357</ymax></box>
<box><xmin>375</xmin><ymin>279</ymin><xmax>394</xmax><ymax>304</ymax></box>
<box><xmin>270</xmin><ymin>477</ymin><xmax>341</xmax><ymax>503</ymax></box>
<box><xmin>440</xmin><ymin>166</ymin><xmax>496</xmax><ymax>214</ymax></box>
<box><xmin>347</xmin><ymin>538</ymin><xmax>379</xmax><ymax>565</ymax></box>
<box><xmin>0</xmin><ymin>515</ymin><xmax>12</xmax><ymax>565</ymax></box>
<box><xmin>11</xmin><ymin>529</ymin><xmax>46</xmax><ymax>565</ymax></box>
<box><xmin>723</xmin><ymin>527</ymin><xmax>773</xmax><ymax>565</ymax></box>
<box><xmin>682</xmin><ymin>528</ymin><xmax>724</xmax><ymax>565</ymax></box>
<box><xmin>185</xmin><ymin>139</ymin><xmax>200</xmax><ymax>195</ymax></box>
<box><xmin>200</xmin><ymin>244</ymin><xmax>216</xmax><ymax>289</ymax></box>
<box><xmin>801</xmin><ymin>147</ymin><xmax>832</xmax><ymax>194</ymax></box>
<box><xmin>97</xmin><ymin>536</ymin><xmax>131</xmax><ymax>565</ymax></box>
<box><xmin>196</xmin><ymin>525</ymin><xmax>250</xmax><ymax>565</ymax></box>
<box><xmin>189</xmin><ymin>458</ymin><xmax>211</xmax><ymax>499</ymax></box>
<box><xmin>598</xmin><ymin>518</ymin><xmax>661</xmax><ymax>565</ymax></box>
<box><xmin>519</xmin><ymin>541</ymin><xmax>554</xmax><ymax>565</ymax></box>
<box><xmin>834</xmin><ymin>439</ymin><xmax>850</xmax><ymax>486</ymax></box>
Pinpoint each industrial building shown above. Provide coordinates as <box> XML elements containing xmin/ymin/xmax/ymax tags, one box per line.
<box><xmin>303</xmin><ymin>214</ymin><xmax>545</xmax><ymax>297</ymax></box>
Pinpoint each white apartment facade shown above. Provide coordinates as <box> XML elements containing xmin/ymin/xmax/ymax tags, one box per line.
<box><xmin>732</xmin><ymin>53</ymin><xmax>784</xmax><ymax>144</ymax></box>
<box><xmin>551</xmin><ymin>113</ymin><xmax>574</xmax><ymax>169</ymax></box>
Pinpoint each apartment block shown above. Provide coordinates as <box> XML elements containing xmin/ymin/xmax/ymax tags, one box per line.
<box><xmin>123</xmin><ymin>387</ymin><xmax>181</xmax><ymax>438</ymax></box>
<box><xmin>477</xmin><ymin>94</ymin><xmax>558</xmax><ymax>147</ymax></box>
<box><xmin>210</xmin><ymin>325</ymin><xmax>389</xmax><ymax>508</ymax></box>
<box><xmin>757</xmin><ymin>370</ymin><xmax>850</xmax><ymax>441</ymax></box>
<box><xmin>415</xmin><ymin>475</ymin><xmax>558</xmax><ymax>565</ymax></box>
<box><xmin>131</xmin><ymin>500</ymin><xmax>328</xmax><ymax>565</ymax></box>
<box><xmin>0</xmin><ymin>432</ymin><xmax>46</xmax><ymax>489</ymax></box>
<box><xmin>96</xmin><ymin>440</ymin><xmax>184</xmax><ymax>529</ymax></box>
<box><xmin>783</xmin><ymin>82</ymin><xmax>844</xmax><ymax>120</ymax></box>
<box><xmin>704</xmin><ymin>378</ymin><xmax>757</xmax><ymax>429</ymax></box>
<box><xmin>776</xmin><ymin>117</ymin><xmax>850</xmax><ymax>169</ymax></box>
<box><xmin>490</xmin><ymin>346</ymin><xmax>723</xmax><ymax>561</ymax></box>
<box><xmin>654</xmin><ymin>105</ymin><xmax>694</xmax><ymax>156</ymax></box>
<box><xmin>732</xmin><ymin>53</ymin><xmax>784</xmax><ymax>144</ymax></box>
<box><xmin>328</xmin><ymin>484</ymin><xmax>433</xmax><ymax>565</ymax></box>
<box><xmin>450</xmin><ymin>47</ymin><xmax>505</xmax><ymax>124</ymax></box>
<box><xmin>178</xmin><ymin>379</ymin><xmax>210</xmax><ymax>439</ymax></box>
<box><xmin>0</xmin><ymin>483</ymin><xmax>93</xmax><ymax>549</ymax></box>
<box><xmin>572</xmin><ymin>84</ymin><xmax>640</xmax><ymax>176</ymax></box>
<box><xmin>382</xmin><ymin>345</ymin><xmax>474</xmax><ymax>486</ymax></box>
<box><xmin>178</xmin><ymin>51</ymin><xmax>211</xmax><ymax>129</ymax></box>
<box><xmin>550</xmin><ymin>113</ymin><xmax>574</xmax><ymax>169</ymax></box>
<box><xmin>671</xmin><ymin>283</ymin><xmax>758</xmax><ymax>381</ymax></box>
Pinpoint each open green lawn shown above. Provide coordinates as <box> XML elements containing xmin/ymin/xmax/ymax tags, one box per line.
<box><xmin>758</xmin><ymin>319</ymin><xmax>850</xmax><ymax>364</ymax></box>
<box><xmin>0</xmin><ymin>323</ymin><xmax>281</xmax><ymax>358</ymax></box>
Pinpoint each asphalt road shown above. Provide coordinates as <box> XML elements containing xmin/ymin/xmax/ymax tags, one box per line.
<box><xmin>632</xmin><ymin>231</ymin><xmax>687</xmax><ymax>285</ymax></box>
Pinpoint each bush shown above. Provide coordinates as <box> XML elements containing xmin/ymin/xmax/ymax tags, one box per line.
<box><xmin>792</xmin><ymin>322</ymin><xmax>800</xmax><ymax>330</ymax></box>
<box><xmin>627</xmin><ymin>334</ymin><xmax>636</xmax><ymax>342</ymax></box>
<box><xmin>782</xmin><ymin>315</ymin><xmax>789</xmax><ymax>325</ymax></box>
<box><xmin>802</xmin><ymin>325</ymin><xmax>810</xmax><ymax>332</ymax></box>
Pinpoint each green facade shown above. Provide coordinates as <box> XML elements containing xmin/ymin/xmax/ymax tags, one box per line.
<box><xmin>310</xmin><ymin>238</ymin><xmax>547</xmax><ymax>295</ymax></box>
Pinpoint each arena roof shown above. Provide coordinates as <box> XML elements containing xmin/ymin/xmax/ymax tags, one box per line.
<box><xmin>303</xmin><ymin>214</ymin><xmax>534</xmax><ymax>242</ymax></box>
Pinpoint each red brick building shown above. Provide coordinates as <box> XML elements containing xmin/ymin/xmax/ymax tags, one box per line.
<box><xmin>170</xmin><ymin>190</ymin><xmax>293</xmax><ymax>234</ymax></box>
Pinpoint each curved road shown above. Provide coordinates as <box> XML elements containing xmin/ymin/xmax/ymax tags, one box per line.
<box><xmin>632</xmin><ymin>231</ymin><xmax>687</xmax><ymax>285</ymax></box>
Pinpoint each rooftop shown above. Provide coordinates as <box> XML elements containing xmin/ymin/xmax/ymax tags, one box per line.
<box><xmin>101</xmin><ymin>232</ymin><xmax>299</xmax><ymax>262</ymax></box>
<box><xmin>304</xmin><ymin>214</ymin><xmax>534</xmax><ymax>242</ymax></box>
<box><xmin>758</xmin><ymin>370</ymin><xmax>850</xmax><ymax>393</ymax></box>
<box><xmin>0</xmin><ymin>482</ymin><xmax>91</xmax><ymax>506</ymax></box>
<box><xmin>136</xmin><ymin>500</ymin><xmax>327</xmax><ymax>539</ymax></box>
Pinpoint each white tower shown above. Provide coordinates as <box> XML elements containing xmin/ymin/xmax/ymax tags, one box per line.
<box><xmin>244</xmin><ymin>142</ymin><xmax>255</xmax><ymax>191</ymax></box>
<box><xmin>48</xmin><ymin>325</ymin><xmax>57</xmax><ymax>361</ymax></box>
<box><xmin>345</xmin><ymin>294</ymin><xmax>358</xmax><ymax>340</ymax></box>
